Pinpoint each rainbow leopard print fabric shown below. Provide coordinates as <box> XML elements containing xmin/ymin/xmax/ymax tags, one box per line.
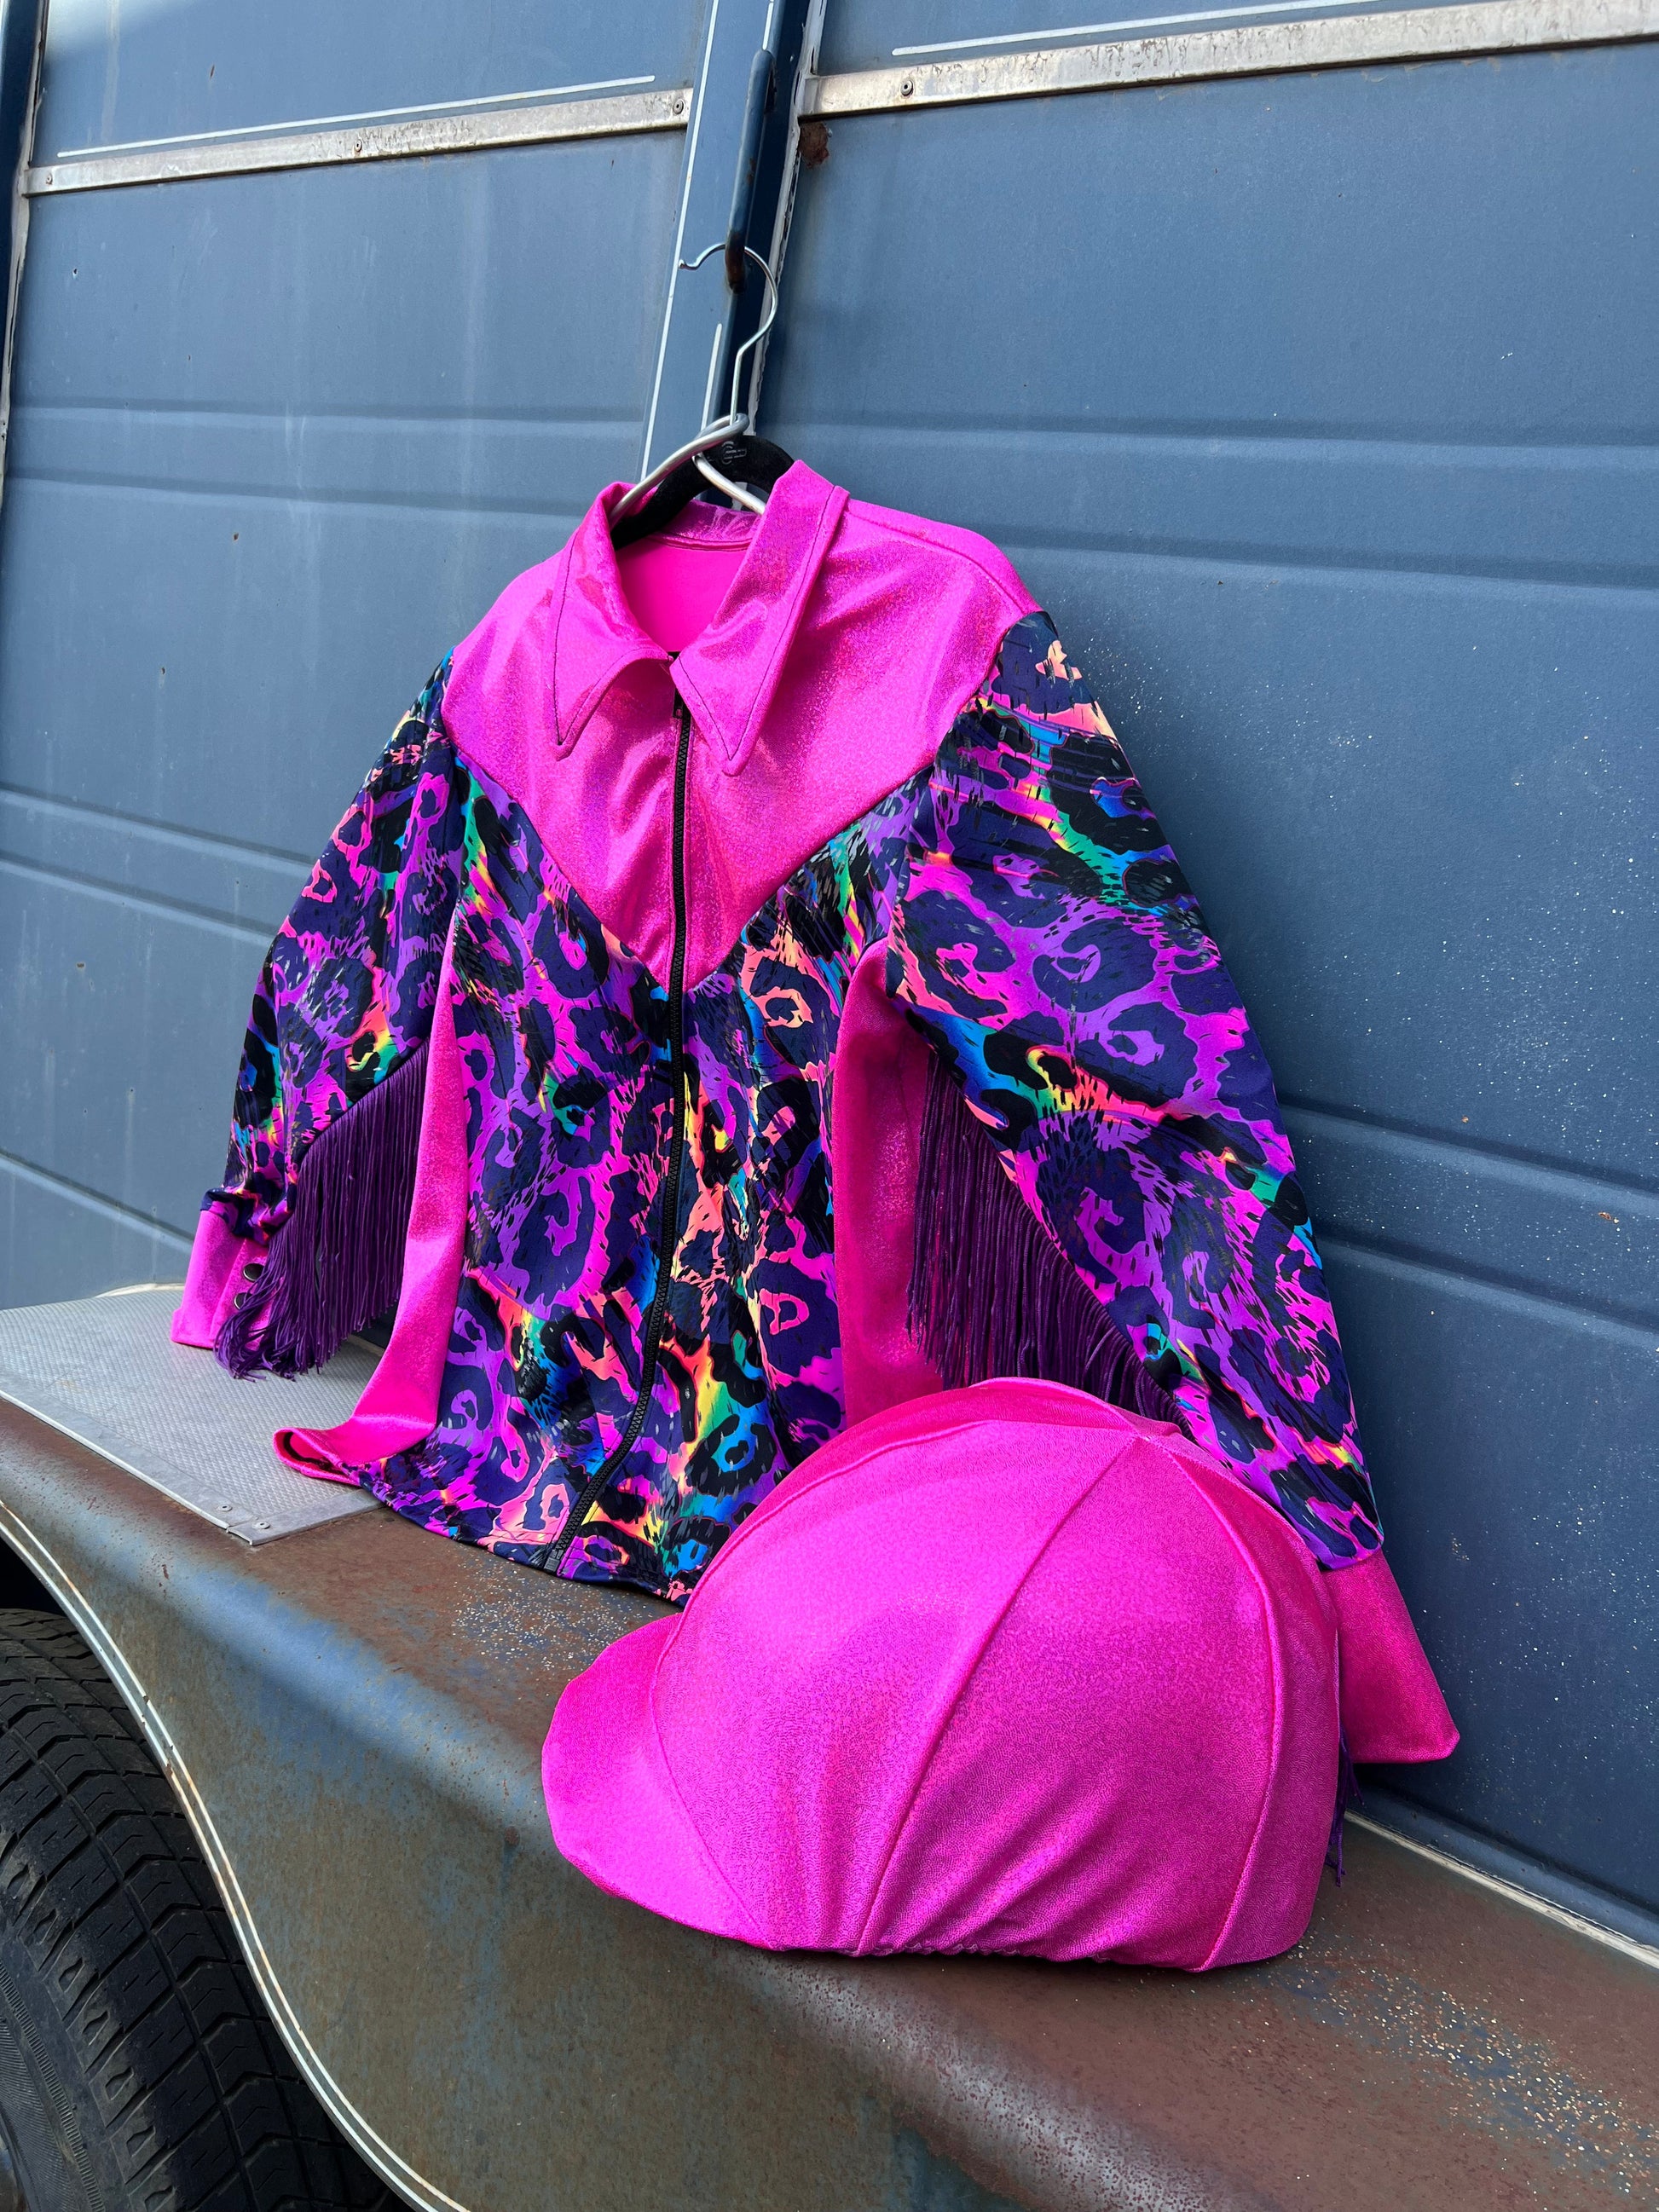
<box><xmin>186</xmin><ymin>474</ymin><xmax>1381</xmax><ymax>1596</ymax></box>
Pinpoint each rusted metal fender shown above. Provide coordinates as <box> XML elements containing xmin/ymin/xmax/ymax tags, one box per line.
<box><xmin>0</xmin><ymin>1401</ymin><xmax>1654</xmax><ymax>2212</ymax></box>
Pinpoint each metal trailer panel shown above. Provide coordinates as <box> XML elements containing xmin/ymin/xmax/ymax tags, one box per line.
<box><xmin>30</xmin><ymin>0</ymin><xmax>704</xmax><ymax>159</ymax></box>
<box><xmin>0</xmin><ymin>0</ymin><xmax>812</xmax><ymax>1308</ymax></box>
<box><xmin>760</xmin><ymin>36</ymin><xmax>1659</xmax><ymax>1911</ymax></box>
<box><xmin>0</xmin><ymin>0</ymin><xmax>704</xmax><ymax>1307</ymax></box>
<box><xmin>0</xmin><ymin>1382</ymin><xmax>1655</xmax><ymax>2212</ymax></box>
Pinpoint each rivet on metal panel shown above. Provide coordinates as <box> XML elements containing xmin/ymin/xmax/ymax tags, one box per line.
<box><xmin>899</xmin><ymin>78</ymin><xmax>914</xmax><ymax>96</ymax></box>
<box><xmin>673</xmin><ymin>95</ymin><xmax>685</xmax><ymax>115</ymax></box>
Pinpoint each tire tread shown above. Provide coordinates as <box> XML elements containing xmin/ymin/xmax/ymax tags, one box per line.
<box><xmin>0</xmin><ymin>1608</ymin><xmax>398</xmax><ymax>2211</ymax></box>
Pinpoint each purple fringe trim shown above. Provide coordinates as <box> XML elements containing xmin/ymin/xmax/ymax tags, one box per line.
<box><xmin>217</xmin><ymin>1039</ymin><xmax>429</xmax><ymax>1379</ymax></box>
<box><xmin>1327</xmin><ymin>1731</ymin><xmax>1361</xmax><ymax>1884</ymax></box>
<box><xmin>907</xmin><ymin>1056</ymin><xmax>1187</xmax><ymax>1429</ymax></box>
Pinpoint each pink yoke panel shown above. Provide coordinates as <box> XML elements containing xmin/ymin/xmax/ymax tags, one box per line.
<box><xmin>674</xmin><ymin>491</ymin><xmax>1038</xmax><ymax>988</ymax></box>
<box><xmin>442</xmin><ymin>465</ymin><xmax>1036</xmax><ymax>988</ymax></box>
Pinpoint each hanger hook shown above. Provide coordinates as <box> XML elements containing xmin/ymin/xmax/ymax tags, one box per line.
<box><xmin>725</xmin><ymin>247</ymin><xmax>780</xmax><ymax>430</ymax></box>
<box><xmin>677</xmin><ymin>241</ymin><xmax>781</xmax><ymax>431</ymax></box>
<box><xmin>610</xmin><ymin>246</ymin><xmax>783</xmax><ymax>523</ymax></box>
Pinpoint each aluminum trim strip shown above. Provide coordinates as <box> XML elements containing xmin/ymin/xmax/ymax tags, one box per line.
<box><xmin>1348</xmin><ymin>1816</ymin><xmax>1659</xmax><ymax>1974</ymax></box>
<box><xmin>26</xmin><ymin>84</ymin><xmax>691</xmax><ymax>195</ymax></box>
<box><xmin>802</xmin><ymin>0</ymin><xmax>1659</xmax><ymax>115</ymax></box>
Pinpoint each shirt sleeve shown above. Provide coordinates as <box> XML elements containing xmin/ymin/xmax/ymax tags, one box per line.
<box><xmin>884</xmin><ymin>609</ymin><xmax>1380</xmax><ymax>1568</ymax></box>
<box><xmin>174</xmin><ymin>658</ymin><xmax>474</xmax><ymax>1374</ymax></box>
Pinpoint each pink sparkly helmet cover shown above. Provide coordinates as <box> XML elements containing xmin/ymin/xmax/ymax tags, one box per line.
<box><xmin>543</xmin><ymin>1379</ymin><xmax>1341</xmax><ymax>1970</ymax></box>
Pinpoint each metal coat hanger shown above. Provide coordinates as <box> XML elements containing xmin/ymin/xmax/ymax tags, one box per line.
<box><xmin>611</xmin><ymin>43</ymin><xmax>796</xmax><ymax>549</ymax></box>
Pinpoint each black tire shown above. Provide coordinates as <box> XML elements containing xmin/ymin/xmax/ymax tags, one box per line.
<box><xmin>0</xmin><ymin>1608</ymin><xmax>401</xmax><ymax>2212</ymax></box>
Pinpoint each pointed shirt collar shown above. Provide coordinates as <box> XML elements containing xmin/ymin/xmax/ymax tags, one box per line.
<box><xmin>548</xmin><ymin>460</ymin><xmax>848</xmax><ymax>772</ymax></box>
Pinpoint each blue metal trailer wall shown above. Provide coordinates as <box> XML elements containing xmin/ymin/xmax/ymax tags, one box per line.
<box><xmin>0</xmin><ymin>0</ymin><xmax>791</xmax><ymax>1300</ymax></box>
<box><xmin>766</xmin><ymin>25</ymin><xmax>1658</xmax><ymax>1915</ymax></box>
<box><xmin>0</xmin><ymin>0</ymin><xmax>1653</xmax><ymax>1932</ymax></box>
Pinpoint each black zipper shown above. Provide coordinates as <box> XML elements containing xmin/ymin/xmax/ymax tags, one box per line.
<box><xmin>540</xmin><ymin>696</ymin><xmax>692</xmax><ymax>1574</ymax></box>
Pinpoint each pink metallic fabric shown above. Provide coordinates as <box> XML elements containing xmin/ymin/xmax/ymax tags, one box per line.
<box><xmin>545</xmin><ymin>1379</ymin><xmax>1346</xmax><ymax>1967</ymax></box>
